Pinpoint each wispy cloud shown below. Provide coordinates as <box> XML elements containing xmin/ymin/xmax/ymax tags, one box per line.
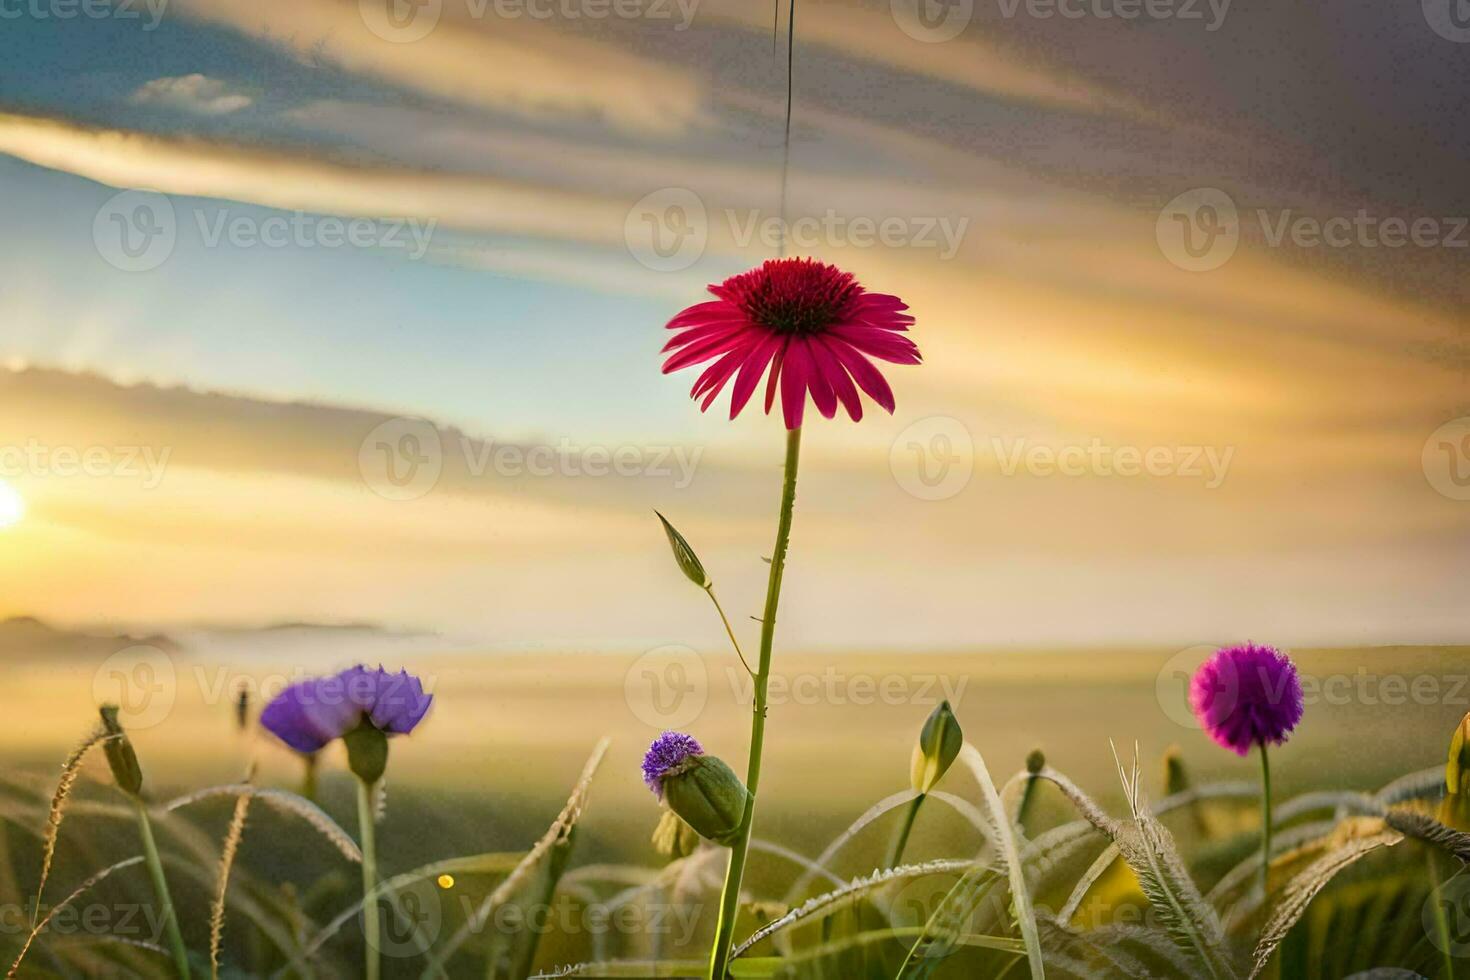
<box><xmin>130</xmin><ymin>74</ymin><xmax>253</xmax><ymax>116</ymax></box>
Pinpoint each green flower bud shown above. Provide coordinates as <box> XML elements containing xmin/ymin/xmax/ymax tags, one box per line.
<box><xmin>1442</xmin><ymin>713</ymin><xmax>1470</xmax><ymax>831</ymax></box>
<box><xmin>343</xmin><ymin>722</ymin><xmax>389</xmax><ymax>785</ymax></box>
<box><xmin>1162</xmin><ymin>745</ymin><xmax>1189</xmax><ymax>797</ymax></box>
<box><xmin>652</xmin><ymin>808</ymin><xmax>700</xmax><ymax>859</ymax></box>
<box><xmin>1448</xmin><ymin>713</ymin><xmax>1470</xmax><ymax>795</ymax></box>
<box><xmin>98</xmin><ymin>704</ymin><xmax>144</xmax><ymax>796</ymax></box>
<box><xmin>910</xmin><ymin>700</ymin><xmax>963</xmax><ymax>795</ymax></box>
<box><xmin>655</xmin><ymin>511</ymin><xmax>711</xmax><ymax>589</ymax></box>
<box><xmin>662</xmin><ymin>754</ymin><xmax>749</xmax><ymax>847</ymax></box>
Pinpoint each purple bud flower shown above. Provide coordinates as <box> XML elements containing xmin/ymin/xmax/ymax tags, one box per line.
<box><xmin>1190</xmin><ymin>643</ymin><xmax>1303</xmax><ymax>756</ymax></box>
<box><xmin>641</xmin><ymin>732</ymin><xmax>748</xmax><ymax>847</ymax></box>
<box><xmin>642</xmin><ymin>731</ymin><xmax>704</xmax><ymax>798</ymax></box>
<box><xmin>260</xmin><ymin>665</ymin><xmax>432</xmax><ymax>755</ymax></box>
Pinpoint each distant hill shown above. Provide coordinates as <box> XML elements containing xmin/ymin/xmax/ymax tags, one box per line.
<box><xmin>0</xmin><ymin>617</ymin><xmax>445</xmax><ymax>661</ymax></box>
<box><xmin>0</xmin><ymin>616</ymin><xmax>183</xmax><ymax>659</ymax></box>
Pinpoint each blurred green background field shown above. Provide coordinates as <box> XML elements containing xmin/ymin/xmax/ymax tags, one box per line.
<box><xmin>5</xmin><ymin>644</ymin><xmax>1464</xmax><ymax>864</ymax></box>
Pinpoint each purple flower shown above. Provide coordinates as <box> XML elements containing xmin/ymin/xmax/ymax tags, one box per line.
<box><xmin>642</xmin><ymin>731</ymin><xmax>703</xmax><ymax>797</ymax></box>
<box><xmin>260</xmin><ymin>665</ymin><xmax>432</xmax><ymax>754</ymax></box>
<box><xmin>1190</xmin><ymin>643</ymin><xmax>1303</xmax><ymax>756</ymax></box>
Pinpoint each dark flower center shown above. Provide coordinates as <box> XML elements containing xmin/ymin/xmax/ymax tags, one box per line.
<box><xmin>725</xmin><ymin>257</ymin><xmax>860</xmax><ymax>335</ymax></box>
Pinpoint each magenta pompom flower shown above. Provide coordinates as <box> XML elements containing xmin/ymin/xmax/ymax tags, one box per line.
<box><xmin>1190</xmin><ymin>643</ymin><xmax>1303</xmax><ymax>756</ymax></box>
<box><xmin>642</xmin><ymin>730</ymin><xmax>704</xmax><ymax>797</ymax></box>
<box><xmin>661</xmin><ymin>257</ymin><xmax>921</xmax><ymax>429</ymax></box>
<box><xmin>260</xmin><ymin>664</ymin><xmax>432</xmax><ymax>754</ymax></box>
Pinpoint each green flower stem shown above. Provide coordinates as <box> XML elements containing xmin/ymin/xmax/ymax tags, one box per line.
<box><xmin>886</xmin><ymin>793</ymin><xmax>926</xmax><ymax>869</ymax></box>
<box><xmin>705</xmin><ymin>587</ymin><xmax>754</xmax><ymax>676</ymax></box>
<box><xmin>1430</xmin><ymin>848</ymin><xmax>1456</xmax><ymax>980</ymax></box>
<box><xmin>1258</xmin><ymin>742</ymin><xmax>1272</xmax><ymax>902</ymax></box>
<box><xmin>134</xmin><ymin>797</ymin><xmax>190</xmax><ymax>979</ymax></box>
<box><xmin>707</xmin><ymin>426</ymin><xmax>802</xmax><ymax>980</ymax></box>
<box><xmin>356</xmin><ymin>779</ymin><xmax>380</xmax><ymax>980</ymax></box>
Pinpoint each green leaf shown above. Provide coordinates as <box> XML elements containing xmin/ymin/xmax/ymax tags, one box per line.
<box><xmin>655</xmin><ymin>511</ymin><xmax>711</xmax><ymax>589</ymax></box>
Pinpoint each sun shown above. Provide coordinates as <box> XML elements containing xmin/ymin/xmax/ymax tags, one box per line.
<box><xmin>0</xmin><ymin>481</ymin><xmax>25</xmax><ymax>529</ymax></box>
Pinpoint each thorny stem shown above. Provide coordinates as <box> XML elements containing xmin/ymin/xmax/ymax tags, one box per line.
<box><xmin>707</xmin><ymin>426</ymin><xmax>802</xmax><ymax>980</ymax></box>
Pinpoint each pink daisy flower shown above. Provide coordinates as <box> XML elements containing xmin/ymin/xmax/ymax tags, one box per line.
<box><xmin>661</xmin><ymin>257</ymin><xmax>921</xmax><ymax>429</ymax></box>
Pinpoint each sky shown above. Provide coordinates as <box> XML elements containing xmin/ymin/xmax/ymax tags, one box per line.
<box><xmin>0</xmin><ymin>0</ymin><xmax>1467</xmax><ymax>650</ymax></box>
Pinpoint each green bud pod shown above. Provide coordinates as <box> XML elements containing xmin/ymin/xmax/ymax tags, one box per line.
<box><xmin>1442</xmin><ymin>713</ymin><xmax>1470</xmax><ymax>831</ymax></box>
<box><xmin>1448</xmin><ymin>713</ymin><xmax>1470</xmax><ymax>795</ymax></box>
<box><xmin>652</xmin><ymin>808</ymin><xmax>700</xmax><ymax>859</ymax></box>
<box><xmin>1162</xmin><ymin>745</ymin><xmax>1189</xmax><ymax>797</ymax></box>
<box><xmin>343</xmin><ymin>722</ymin><xmax>389</xmax><ymax>785</ymax></box>
<box><xmin>235</xmin><ymin>683</ymin><xmax>251</xmax><ymax>732</ymax></box>
<box><xmin>655</xmin><ymin>511</ymin><xmax>711</xmax><ymax>589</ymax></box>
<box><xmin>1014</xmin><ymin>747</ymin><xmax>1046</xmax><ymax>831</ymax></box>
<box><xmin>662</xmin><ymin>754</ymin><xmax>748</xmax><ymax>847</ymax></box>
<box><xmin>98</xmin><ymin>704</ymin><xmax>144</xmax><ymax>796</ymax></box>
<box><xmin>910</xmin><ymin>700</ymin><xmax>963</xmax><ymax>795</ymax></box>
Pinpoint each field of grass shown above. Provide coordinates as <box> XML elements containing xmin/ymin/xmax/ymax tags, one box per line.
<box><xmin>2</xmin><ymin>644</ymin><xmax>1465</xmax><ymax>977</ymax></box>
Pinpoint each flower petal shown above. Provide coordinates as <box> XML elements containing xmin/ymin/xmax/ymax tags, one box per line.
<box><xmin>827</xmin><ymin>340</ymin><xmax>896</xmax><ymax>413</ymax></box>
<box><xmin>779</xmin><ymin>342</ymin><xmax>810</xmax><ymax>429</ymax></box>
<box><xmin>801</xmin><ymin>338</ymin><xmax>838</xmax><ymax>419</ymax></box>
<box><xmin>811</xmin><ymin>338</ymin><xmax>863</xmax><ymax>421</ymax></box>
<box><xmin>662</xmin><ymin>329</ymin><xmax>751</xmax><ymax>373</ymax></box>
<box><xmin>693</xmin><ymin>347</ymin><xmax>749</xmax><ymax>408</ymax></box>
<box><xmin>728</xmin><ymin>333</ymin><xmax>783</xmax><ymax>419</ymax></box>
<box><xmin>666</xmin><ymin>300</ymin><xmax>737</xmax><ymax>329</ymax></box>
<box><xmin>764</xmin><ymin>341</ymin><xmax>788</xmax><ymax>415</ymax></box>
<box><xmin>829</xmin><ymin>325</ymin><xmax>922</xmax><ymax>364</ymax></box>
